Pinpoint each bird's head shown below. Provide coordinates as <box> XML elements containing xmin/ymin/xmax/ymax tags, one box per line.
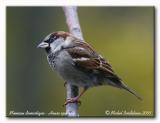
<box><xmin>37</xmin><ymin>31</ymin><xmax>73</xmax><ymax>54</ymax></box>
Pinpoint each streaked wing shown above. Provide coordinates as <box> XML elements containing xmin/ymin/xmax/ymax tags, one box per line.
<box><xmin>65</xmin><ymin>41</ymin><xmax>119</xmax><ymax>78</ymax></box>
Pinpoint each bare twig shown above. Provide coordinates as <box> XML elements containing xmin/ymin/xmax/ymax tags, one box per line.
<box><xmin>63</xmin><ymin>6</ymin><xmax>83</xmax><ymax>117</ymax></box>
<box><xmin>63</xmin><ymin>7</ymin><xmax>83</xmax><ymax>40</ymax></box>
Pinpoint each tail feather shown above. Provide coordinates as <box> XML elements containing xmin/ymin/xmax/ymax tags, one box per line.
<box><xmin>107</xmin><ymin>77</ymin><xmax>142</xmax><ymax>100</ymax></box>
<box><xmin>120</xmin><ymin>83</ymin><xmax>142</xmax><ymax>101</ymax></box>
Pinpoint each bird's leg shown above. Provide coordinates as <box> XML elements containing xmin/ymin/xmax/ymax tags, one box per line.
<box><xmin>64</xmin><ymin>81</ymin><xmax>67</xmax><ymax>87</ymax></box>
<box><xmin>64</xmin><ymin>87</ymin><xmax>88</xmax><ymax>106</ymax></box>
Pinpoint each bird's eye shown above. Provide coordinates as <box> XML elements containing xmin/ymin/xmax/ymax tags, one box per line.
<box><xmin>50</xmin><ymin>35</ymin><xmax>58</xmax><ymax>43</ymax></box>
<box><xmin>53</xmin><ymin>35</ymin><xmax>57</xmax><ymax>40</ymax></box>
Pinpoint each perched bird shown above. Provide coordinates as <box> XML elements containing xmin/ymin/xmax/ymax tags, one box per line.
<box><xmin>37</xmin><ymin>31</ymin><xmax>142</xmax><ymax>105</ymax></box>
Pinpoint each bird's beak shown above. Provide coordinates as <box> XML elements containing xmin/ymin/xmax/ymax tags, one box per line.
<box><xmin>37</xmin><ymin>42</ymin><xmax>49</xmax><ymax>48</ymax></box>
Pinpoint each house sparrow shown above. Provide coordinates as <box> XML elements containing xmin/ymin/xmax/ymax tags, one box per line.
<box><xmin>37</xmin><ymin>31</ymin><xmax>142</xmax><ymax>105</ymax></box>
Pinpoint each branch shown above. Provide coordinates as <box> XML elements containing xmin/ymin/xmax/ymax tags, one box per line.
<box><xmin>63</xmin><ymin>7</ymin><xmax>83</xmax><ymax>40</ymax></box>
<box><xmin>62</xmin><ymin>6</ymin><xmax>84</xmax><ymax>117</ymax></box>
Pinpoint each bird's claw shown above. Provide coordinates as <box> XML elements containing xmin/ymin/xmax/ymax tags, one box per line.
<box><xmin>62</xmin><ymin>97</ymin><xmax>81</xmax><ymax>107</ymax></box>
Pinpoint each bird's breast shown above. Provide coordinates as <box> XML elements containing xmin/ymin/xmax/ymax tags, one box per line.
<box><xmin>47</xmin><ymin>51</ymin><xmax>104</xmax><ymax>88</ymax></box>
<box><xmin>47</xmin><ymin>51</ymin><xmax>74</xmax><ymax>72</ymax></box>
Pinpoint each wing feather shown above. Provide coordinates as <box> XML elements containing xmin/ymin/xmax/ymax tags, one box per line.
<box><xmin>65</xmin><ymin>41</ymin><xmax>118</xmax><ymax>78</ymax></box>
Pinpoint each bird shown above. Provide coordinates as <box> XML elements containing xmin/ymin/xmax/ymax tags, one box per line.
<box><xmin>37</xmin><ymin>31</ymin><xmax>142</xmax><ymax>105</ymax></box>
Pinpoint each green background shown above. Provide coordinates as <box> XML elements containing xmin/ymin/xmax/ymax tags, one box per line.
<box><xmin>7</xmin><ymin>7</ymin><xmax>154</xmax><ymax>117</ymax></box>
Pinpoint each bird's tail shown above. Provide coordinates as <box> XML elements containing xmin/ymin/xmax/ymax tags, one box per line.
<box><xmin>120</xmin><ymin>82</ymin><xmax>142</xmax><ymax>101</ymax></box>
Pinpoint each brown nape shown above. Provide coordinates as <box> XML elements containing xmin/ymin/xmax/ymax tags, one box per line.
<box><xmin>51</xmin><ymin>31</ymin><xmax>71</xmax><ymax>40</ymax></box>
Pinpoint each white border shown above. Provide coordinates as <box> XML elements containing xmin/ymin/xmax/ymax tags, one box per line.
<box><xmin>2</xmin><ymin>0</ymin><xmax>160</xmax><ymax>6</ymax></box>
<box><xmin>0</xmin><ymin>0</ymin><xmax>159</xmax><ymax>123</ymax></box>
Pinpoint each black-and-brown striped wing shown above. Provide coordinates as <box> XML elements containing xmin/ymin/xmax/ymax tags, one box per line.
<box><xmin>66</xmin><ymin>41</ymin><xmax>119</xmax><ymax>78</ymax></box>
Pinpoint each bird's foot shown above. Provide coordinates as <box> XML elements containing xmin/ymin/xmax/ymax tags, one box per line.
<box><xmin>63</xmin><ymin>97</ymin><xmax>81</xmax><ymax>106</ymax></box>
<box><xmin>64</xmin><ymin>81</ymin><xmax>67</xmax><ymax>87</ymax></box>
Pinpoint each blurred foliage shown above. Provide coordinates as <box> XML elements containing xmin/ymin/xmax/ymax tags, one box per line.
<box><xmin>7</xmin><ymin>7</ymin><xmax>154</xmax><ymax>117</ymax></box>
